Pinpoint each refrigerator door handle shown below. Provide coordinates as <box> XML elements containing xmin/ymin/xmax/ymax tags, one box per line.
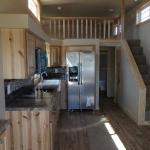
<box><xmin>78</xmin><ymin>63</ymin><xmax>80</xmax><ymax>85</ymax></box>
<box><xmin>81</xmin><ymin>63</ymin><xmax>83</xmax><ymax>85</ymax></box>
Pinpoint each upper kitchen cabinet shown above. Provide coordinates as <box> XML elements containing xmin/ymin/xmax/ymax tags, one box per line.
<box><xmin>36</xmin><ymin>38</ymin><xmax>46</xmax><ymax>50</ymax></box>
<box><xmin>0</xmin><ymin>29</ymin><xmax>27</xmax><ymax>79</ymax></box>
<box><xmin>0</xmin><ymin>29</ymin><xmax>46</xmax><ymax>79</ymax></box>
<box><xmin>26</xmin><ymin>32</ymin><xmax>36</xmax><ymax>76</ymax></box>
<box><xmin>47</xmin><ymin>46</ymin><xmax>66</xmax><ymax>67</ymax></box>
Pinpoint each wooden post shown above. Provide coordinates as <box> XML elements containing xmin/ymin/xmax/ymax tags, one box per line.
<box><xmin>121</xmin><ymin>0</ymin><xmax>125</xmax><ymax>39</ymax></box>
<box><xmin>108</xmin><ymin>20</ymin><xmax>111</xmax><ymax>39</ymax></box>
<box><xmin>81</xmin><ymin>19</ymin><xmax>83</xmax><ymax>38</ymax></box>
<box><xmin>63</xmin><ymin>20</ymin><xmax>65</xmax><ymax>39</ymax></box>
<box><xmin>94</xmin><ymin>20</ymin><xmax>97</xmax><ymax>39</ymax></box>
<box><xmin>72</xmin><ymin>20</ymin><xmax>74</xmax><ymax>38</ymax></box>
<box><xmin>54</xmin><ymin>20</ymin><xmax>56</xmax><ymax>38</ymax></box>
<box><xmin>86</xmin><ymin>19</ymin><xmax>88</xmax><ymax>38</ymax></box>
<box><xmin>68</xmin><ymin>20</ymin><xmax>70</xmax><ymax>38</ymax></box>
<box><xmin>99</xmin><ymin>21</ymin><xmax>101</xmax><ymax>39</ymax></box>
<box><xmin>76</xmin><ymin>19</ymin><xmax>79</xmax><ymax>39</ymax></box>
<box><xmin>90</xmin><ymin>19</ymin><xmax>93</xmax><ymax>38</ymax></box>
<box><xmin>58</xmin><ymin>20</ymin><xmax>61</xmax><ymax>39</ymax></box>
<box><xmin>103</xmin><ymin>20</ymin><xmax>106</xmax><ymax>39</ymax></box>
<box><xmin>49</xmin><ymin>20</ymin><xmax>52</xmax><ymax>37</ymax></box>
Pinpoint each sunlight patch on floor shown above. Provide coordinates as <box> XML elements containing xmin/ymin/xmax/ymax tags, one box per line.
<box><xmin>104</xmin><ymin>122</ymin><xmax>126</xmax><ymax>150</ymax></box>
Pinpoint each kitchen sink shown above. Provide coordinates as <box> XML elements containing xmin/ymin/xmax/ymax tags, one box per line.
<box><xmin>37</xmin><ymin>80</ymin><xmax>61</xmax><ymax>92</ymax></box>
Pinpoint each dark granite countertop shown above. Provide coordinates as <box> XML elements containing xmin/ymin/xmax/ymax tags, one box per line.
<box><xmin>6</xmin><ymin>89</ymin><xmax>58</xmax><ymax>111</ymax></box>
<box><xmin>0</xmin><ymin>120</ymin><xmax>9</xmax><ymax>137</ymax></box>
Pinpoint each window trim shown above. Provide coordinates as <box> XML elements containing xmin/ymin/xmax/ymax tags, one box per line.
<box><xmin>28</xmin><ymin>0</ymin><xmax>41</xmax><ymax>22</ymax></box>
<box><xmin>136</xmin><ymin>1</ymin><xmax>150</xmax><ymax>25</ymax></box>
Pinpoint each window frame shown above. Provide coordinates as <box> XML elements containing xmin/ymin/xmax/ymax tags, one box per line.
<box><xmin>28</xmin><ymin>0</ymin><xmax>41</xmax><ymax>22</ymax></box>
<box><xmin>136</xmin><ymin>1</ymin><xmax>150</xmax><ymax>25</ymax></box>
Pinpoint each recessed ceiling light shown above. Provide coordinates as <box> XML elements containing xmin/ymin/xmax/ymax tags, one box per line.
<box><xmin>134</xmin><ymin>0</ymin><xmax>138</xmax><ymax>2</ymax></box>
<box><xmin>109</xmin><ymin>9</ymin><xmax>114</xmax><ymax>12</ymax></box>
<box><xmin>57</xmin><ymin>6</ymin><xmax>62</xmax><ymax>11</ymax></box>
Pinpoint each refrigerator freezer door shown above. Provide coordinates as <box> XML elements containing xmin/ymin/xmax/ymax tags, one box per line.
<box><xmin>80</xmin><ymin>51</ymin><xmax>95</xmax><ymax>109</ymax></box>
<box><xmin>67</xmin><ymin>52</ymin><xmax>80</xmax><ymax>109</ymax></box>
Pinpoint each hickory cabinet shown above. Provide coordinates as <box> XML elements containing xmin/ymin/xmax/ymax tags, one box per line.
<box><xmin>0</xmin><ymin>29</ymin><xmax>45</xmax><ymax>79</ymax></box>
<box><xmin>0</xmin><ymin>29</ymin><xmax>27</xmax><ymax>79</ymax></box>
<box><xmin>0</xmin><ymin>130</ymin><xmax>7</xmax><ymax>150</ymax></box>
<box><xmin>26</xmin><ymin>32</ymin><xmax>36</xmax><ymax>76</ymax></box>
<box><xmin>47</xmin><ymin>46</ymin><xmax>66</xmax><ymax>67</ymax></box>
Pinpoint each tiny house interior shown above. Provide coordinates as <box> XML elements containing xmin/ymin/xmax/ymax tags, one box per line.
<box><xmin>1</xmin><ymin>0</ymin><xmax>150</xmax><ymax>149</ymax></box>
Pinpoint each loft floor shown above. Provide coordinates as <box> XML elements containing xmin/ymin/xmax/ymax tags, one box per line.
<box><xmin>55</xmin><ymin>98</ymin><xmax>150</xmax><ymax>150</ymax></box>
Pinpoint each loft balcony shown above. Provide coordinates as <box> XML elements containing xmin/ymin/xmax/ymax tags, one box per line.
<box><xmin>42</xmin><ymin>16</ymin><xmax>121</xmax><ymax>40</ymax></box>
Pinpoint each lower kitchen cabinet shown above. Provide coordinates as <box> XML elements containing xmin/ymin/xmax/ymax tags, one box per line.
<box><xmin>4</xmin><ymin>92</ymin><xmax>60</xmax><ymax>150</ymax></box>
<box><xmin>5</xmin><ymin>111</ymin><xmax>59</xmax><ymax>150</ymax></box>
<box><xmin>0</xmin><ymin>131</ymin><xmax>7</xmax><ymax>150</ymax></box>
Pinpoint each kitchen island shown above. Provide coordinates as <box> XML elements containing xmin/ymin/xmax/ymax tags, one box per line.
<box><xmin>5</xmin><ymin>89</ymin><xmax>60</xmax><ymax>150</ymax></box>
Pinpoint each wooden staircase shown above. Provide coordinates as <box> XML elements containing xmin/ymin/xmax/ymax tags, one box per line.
<box><xmin>128</xmin><ymin>40</ymin><xmax>150</xmax><ymax>120</ymax></box>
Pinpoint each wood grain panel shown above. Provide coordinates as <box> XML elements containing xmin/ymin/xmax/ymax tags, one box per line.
<box><xmin>26</xmin><ymin>32</ymin><xmax>36</xmax><ymax>76</ymax></box>
<box><xmin>5</xmin><ymin>111</ymin><xmax>52</xmax><ymax>150</ymax></box>
<box><xmin>0</xmin><ymin>29</ymin><xmax>27</xmax><ymax>79</ymax></box>
<box><xmin>48</xmin><ymin>46</ymin><xmax>66</xmax><ymax>67</ymax></box>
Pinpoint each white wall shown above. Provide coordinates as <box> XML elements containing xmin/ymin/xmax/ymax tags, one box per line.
<box><xmin>118</xmin><ymin>47</ymin><xmax>139</xmax><ymax>123</ymax></box>
<box><xmin>0</xmin><ymin>14</ymin><xmax>51</xmax><ymax>43</ymax></box>
<box><xmin>138</xmin><ymin>22</ymin><xmax>150</xmax><ymax>66</ymax></box>
<box><xmin>0</xmin><ymin>0</ymin><xmax>28</xmax><ymax>13</ymax></box>
<box><xmin>126</xmin><ymin>1</ymin><xmax>150</xmax><ymax>66</ymax></box>
<box><xmin>0</xmin><ymin>14</ymin><xmax>28</xmax><ymax>28</ymax></box>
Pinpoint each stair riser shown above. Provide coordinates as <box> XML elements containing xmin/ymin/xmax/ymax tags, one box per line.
<box><xmin>139</xmin><ymin>67</ymin><xmax>149</xmax><ymax>74</ymax></box>
<box><xmin>144</xmin><ymin>80</ymin><xmax>150</xmax><ymax>85</ymax></box>
<box><xmin>131</xmin><ymin>47</ymin><xmax>143</xmax><ymax>55</ymax></box>
<box><xmin>135</xmin><ymin>57</ymin><xmax>146</xmax><ymax>65</ymax></box>
<box><xmin>146</xmin><ymin>100</ymin><xmax>150</xmax><ymax>110</ymax></box>
<box><xmin>143</xmin><ymin>75</ymin><xmax>150</xmax><ymax>81</ymax></box>
<box><xmin>128</xmin><ymin>40</ymin><xmax>141</xmax><ymax>47</ymax></box>
<box><xmin>147</xmin><ymin>91</ymin><xmax>150</xmax><ymax>97</ymax></box>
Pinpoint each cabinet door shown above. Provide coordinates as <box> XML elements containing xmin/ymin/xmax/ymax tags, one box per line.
<box><xmin>48</xmin><ymin>46</ymin><xmax>67</xmax><ymax>67</ymax></box>
<box><xmin>0</xmin><ymin>138</ymin><xmax>6</xmax><ymax>150</ymax></box>
<box><xmin>26</xmin><ymin>32</ymin><xmax>36</xmax><ymax>76</ymax></box>
<box><xmin>0</xmin><ymin>29</ymin><xmax>27</xmax><ymax>79</ymax></box>
<box><xmin>50</xmin><ymin>47</ymin><xmax>59</xmax><ymax>66</ymax></box>
<box><xmin>61</xmin><ymin>47</ymin><xmax>67</xmax><ymax>66</ymax></box>
<box><xmin>0</xmin><ymin>131</ymin><xmax>7</xmax><ymax>150</ymax></box>
<box><xmin>5</xmin><ymin>111</ymin><xmax>51</xmax><ymax>150</ymax></box>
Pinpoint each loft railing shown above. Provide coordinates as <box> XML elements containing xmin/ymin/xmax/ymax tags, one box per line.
<box><xmin>42</xmin><ymin>17</ymin><xmax>121</xmax><ymax>40</ymax></box>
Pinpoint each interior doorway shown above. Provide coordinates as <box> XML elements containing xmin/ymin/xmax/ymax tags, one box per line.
<box><xmin>99</xmin><ymin>46</ymin><xmax>118</xmax><ymax>108</ymax></box>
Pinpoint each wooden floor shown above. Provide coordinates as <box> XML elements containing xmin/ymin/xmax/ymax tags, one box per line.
<box><xmin>55</xmin><ymin>98</ymin><xmax>150</xmax><ymax>150</ymax></box>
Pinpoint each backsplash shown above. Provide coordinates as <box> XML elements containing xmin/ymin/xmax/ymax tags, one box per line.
<box><xmin>45</xmin><ymin>66</ymin><xmax>67</xmax><ymax>80</ymax></box>
<box><xmin>4</xmin><ymin>79</ymin><xmax>34</xmax><ymax>97</ymax></box>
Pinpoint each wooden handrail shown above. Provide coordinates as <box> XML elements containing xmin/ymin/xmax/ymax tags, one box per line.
<box><xmin>42</xmin><ymin>16</ymin><xmax>119</xmax><ymax>20</ymax></box>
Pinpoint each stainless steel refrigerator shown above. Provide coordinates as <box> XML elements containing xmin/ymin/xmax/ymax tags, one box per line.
<box><xmin>67</xmin><ymin>51</ymin><xmax>95</xmax><ymax>110</ymax></box>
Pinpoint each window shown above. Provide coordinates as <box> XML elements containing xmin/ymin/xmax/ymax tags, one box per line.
<box><xmin>136</xmin><ymin>1</ymin><xmax>150</xmax><ymax>24</ymax></box>
<box><xmin>28</xmin><ymin>0</ymin><xmax>40</xmax><ymax>21</ymax></box>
